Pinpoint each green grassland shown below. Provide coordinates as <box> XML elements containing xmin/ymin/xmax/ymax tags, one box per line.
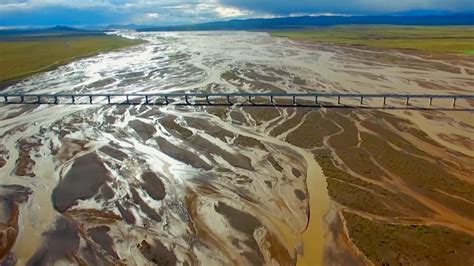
<box><xmin>271</xmin><ymin>25</ymin><xmax>474</xmax><ymax>54</ymax></box>
<box><xmin>0</xmin><ymin>35</ymin><xmax>143</xmax><ymax>82</ymax></box>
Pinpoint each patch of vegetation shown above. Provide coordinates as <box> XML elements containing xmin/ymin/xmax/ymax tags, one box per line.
<box><xmin>325</xmin><ymin>112</ymin><xmax>386</xmax><ymax>181</ymax></box>
<box><xmin>272</xmin><ymin>26</ymin><xmax>474</xmax><ymax>54</ymax></box>
<box><xmin>207</xmin><ymin>107</ymin><xmax>228</xmax><ymax>120</ymax></box>
<box><xmin>361</xmin><ymin>130</ymin><xmax>474</xmax><ymax>219</ymax></box>
<box><xmin>315</xmin><ymin>153</ymin><xmax>431</xmax><ymax>216</ymax></box>
<box><xmin>234</xmin><ymin>135</ymin><xmax>266</xmax><ymax>149</ymax></box>
<box><xmin>360</xmin><ymin>128</ymin><xmax>474</xmax><ymax>200</ymax></box>
<box><xmin>0</xmin><ymin>35</ymin><xmax>143</xmax><ymax>82</ymax></box>
<box><xmin>285</xmin><ymin>110</ymin><xmax>339</xmax><ymax>148</ymax></box>
<box><xmin>243</xmin><ymin>106</ymin><xmax>281</xmax><ymax>126</ymax></box>
<box><xmin>343</xmin><ymin>211</ymin><xmax>474</xmax><ymax>265</ymax></box>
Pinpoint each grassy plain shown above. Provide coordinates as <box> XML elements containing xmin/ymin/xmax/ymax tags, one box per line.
<box><xmin>271</xmin><ymin>25</ymin><xmax>474</xmax><ymax>54</ymax></box>
<box><xmin>0</xmin><ymin>35</ymin><xmax>143</xmax><ymax>82</ymax></box>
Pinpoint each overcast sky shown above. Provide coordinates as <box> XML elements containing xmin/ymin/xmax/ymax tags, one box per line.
<box><xmin>1</xmin><ymin>0</ymin><xmax>473</xmax><ymax>27</ymax></box>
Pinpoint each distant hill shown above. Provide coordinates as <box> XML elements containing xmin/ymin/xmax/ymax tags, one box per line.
<box><xmin>138</xmin><ymin>14</ymin><xmax>474</xmax><ymax>31</ymax></box>
<box><xmin>0</xmin><ymin>25</ymin><xmax>104</xmax><ymax>39</ymax></box>
<box><xmin>105</xmin><ymin>24</ymin><xmax>148</xmax><ymax>30</ymax></box>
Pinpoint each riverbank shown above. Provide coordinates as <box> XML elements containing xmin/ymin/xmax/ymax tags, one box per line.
<box><xmin>0</xmin><ymin>35</ymin><xmax>144</xmax><ymax>86</ymax></box>
<box><xmin>271</xmin><ymin>25</ymin><xmax>474</xmax><ymax>54</ymax></box>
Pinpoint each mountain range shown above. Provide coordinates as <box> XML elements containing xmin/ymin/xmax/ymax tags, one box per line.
<box><xmin>137</xmin><ymin>14</ymin><xmax>474</xmax><ymax>31</ymax></box>
<box><xmin>1</xmin><ymin>14</ymin><xmax>473</xmax><ymax>35</ymax></box>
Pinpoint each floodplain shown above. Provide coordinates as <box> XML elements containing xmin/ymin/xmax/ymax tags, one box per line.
<box><xmin>0</xmin><ymin>29</ymin><xmax>473</xmax><ymax>265</ymax></box>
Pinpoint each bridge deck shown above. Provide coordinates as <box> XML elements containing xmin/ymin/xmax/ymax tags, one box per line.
<box><xmin>1</xmin><ymin>92</ymin><xmax>473</xmax><ymax>108</ymax></box>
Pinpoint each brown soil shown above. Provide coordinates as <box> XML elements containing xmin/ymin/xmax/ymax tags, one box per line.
<box><xmin>155</xmin><ymin>137</ymin><xmax>212</xmax><ymax>171</ymax></box>
<box><xmin>52</xmin><ymin>153</ymin><xmax>109</xmax><ymax>212</ymax></box>
<box><xmin>66</xmin><ymin>209</ymin><xmax>121</xmax><ymax>227</ymax></box>
<box><xmin>263</xmin><ymin>230</ymin><xmax>296</xmax><ymax>265</ymax></box>
<box><xmin>294</xmin><ymin>189</ymin><xmax>306</xmax><ymax>201</ymax></box>
<box><xmin>141</xmin><ymin>172</ymin><xmax>166</xmax><ymax>201</ymax></box>
<box><xmin>14</xmin><ymin>138</ymin><xmax>42</xmax><ymax>177</ymax></box>
<box><xmin>138</xmin><ymin>239</ymin><xmax>177</xmax><ymax>265</ymax></box>
<box><xmin>98</xmin><ymin>145</ymin><xmax>128</xmax><ymax>161</ymax></box>
<box><xmin>128</xmin><ymin>119</ymin><xmax>157</xmax><ymax>141</ymax></box>
<box><xmin>160</xmin><ymin>115</ymin><xmax>193</xmax><ymax>139</ymax></box>
<box><xmin>270</xmin><ymin>109</ymin><xmax>309</xmax><ymax>137</ymax></box>
<box><xmin>324</xmin><ymin>207</ymin><xmax>364</xmax><ymax>265</ymax></box>
<box><xmin>0</xmin><ymin>185</ymin><xmax>32</xmax><ymax>261</ymax></box>
<box><xmin>87</xmin><ymin>226</ymin><xmax>120</xmax><ymax>259</ymax></box>
<box><xmin>0</xmin><ymin>145</ymin><xmax>7</xmax><ymax>168</ymax></box>
<box><xmin>221</xmin><ymin>69</ymin><xmax>285</xmax><ymax>93</ymax></box>
<box><xmin>115</xmin><ymin>202</ymin><xmax>136</xmax><ymax>225</ymax></box>
<box><xmin>189</xmin><ymin>135</ymin><xmax>254</xmax><ymax>171</ymax></box>
<box><xmin>267</xmin><ymin>155</ymin><xmax>283</xmax><ymax>172</ymax></box>
<box><xmin>185</xmin><ymin>117</ymin><xmax>233</xmax><ymax>142</ymax></box>
<box><xmin>234</xmin><ymin>135</ymin><xmax>266</xmax><ymax>150</ymax></box>
<box><xmin>292</xmin><ymin>168</ymin><xmax>302</xmax><ymax>178</ymax></box>
<box><xmin>438</xmin><ymin>133</ymin><xmax>474</xmax><ymax>150</ymax></box>
<box><xmin>207</xmin><ymin>107</ymin><xmax>228</xmax><ymax>120</ymax></box>
<box><xmin>229</xmin><ymin>110</ymin><xmax>249</xmax><ymax>126</ymax></box>
<box><xmin>56</xmin><ymin>138</ymin><xmax>88</xmax><ymax>162</ymax></box>
<box><xmin>243</xmin><ymin>107</ymin><xmax>281</xmax><ymax>126</ymax></box>
<box><xmin>214</xmin><ymin>202</ymin><xmax>265</xmax><ymax>265</ymax></box>
<box><xmin>130</xmin><ymin>187</ymin><xmax>162</xmax><ymax>222</ymax></box>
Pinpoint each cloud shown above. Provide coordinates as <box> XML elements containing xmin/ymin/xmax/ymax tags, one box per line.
<box><xmin>146</xmin><ymin>12</ymin><xmax>159</xmax><ymax>18</ymax></box>
<box><xmin>0</xmin><ymin>0</ymin><xmax>473</xmax><ymax>26</ymax></box>
<box><xmin>215</xmin><ymin>6</ymin><xmax>249</xmax><ymax>17</ymax></box>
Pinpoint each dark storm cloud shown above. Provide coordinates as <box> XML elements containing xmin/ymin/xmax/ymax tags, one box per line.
<box><xmin>1</xmin><ymin>0</ymin><xmax>473</xmax><ymax>26</ymax></box>
<box><xmin>218</xmin><ymin>0</ymin><xmax>474</xmax><ymax>15</ymax></box>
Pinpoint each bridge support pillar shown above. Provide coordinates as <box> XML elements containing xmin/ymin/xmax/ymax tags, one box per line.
<box><xmin>126</xmin><ymin>95</ymin><xmax>130</xmax><ymax>104</ymax></box>
<box><xmin>206</xmin><ymin>95</ymin><xmax>212</xmax><ymax>105</ymax></box>
<box><xmin>452</xmin><ymin>97</ymin><xmax>457</xmax><ymax>107</ymax></box>
<box><xmin>54</xmin><ymin>96</ymin><xmax>58</xmax><ymax>104</ymax></box>
<box><xmin>383</xmin><ymin>97</ymin><xmax>386</xmax><ymax>106</ymax></box>
<box><xmin>429</xmin><ymin>97</ymin><xmax>433</xmax><ymax>106</ymax></box>
<box><xmin>37</xmin><ymin>96</ymin><xmax>41</xmax><ymax>104</ymax></box>
<box><xmin>248</xmin><ymin>95</ymin><xmax>254</xmax><ymax>105</ymax></box>
<box><xmin>185</xmin><ymin>95</ymin><xmax>190</xmax><ymax>105</ymax></box>
<box><xmin>406</xmin><ymin>97</ymin><xmax>410</xmax><ymax>106</ymax></box>
<box><xmin>293</xmin><ymin>95</ymin><xmax>296</xmax><ymax>105</ymax></box>
<box><xmin>4</xmin><ymin>96</ymin><xmax>8</xmax><ymax>103</ymax></box>
<box><xmin>72</xmin><ymin>96</ymin><xmax>75</xmax><ymax>104</ymax></box>
<box><xmin>165</xmin><ymin>96</ymin><xmax>169</xmax><ymax>105</ymax></box>
<box><xmin>21</xmin><ymin>96</ymin><xmax>25</xmax><ymax>103</ymax></box>
<box><xmin>270</xmin><ymin>96</ymin><xmax>274</xmax><ymax>105</ymax></box>
<box><xmin>227</xmin><ymin>96</ymin><xmax>232</xmax><ymax>105</ymax></box>
<box><xmin>107</xmin><ymin>96</ymin><xmax>111</xmax><ymax>104</ymax></box>
<box><xmin>315</xmin><ymin>96</ymin><xmax>318</xmax><ymax>104</ymax></box>
<box><xmin>360</xmin><ymin>96</ymin><xmax>364</xmax><ymax>105</ymax></box>
<box><xmin>89</xmin><ymin>96</ymin><xmax>93</xmax><ymax>104</ymax></box>
<box><xmin>145</xmin><ymin>96</ymin><xmax>149</xmax><ymax>105</ymax></box>
<box><xmin>338</xmin><ymin>96</ymin><xmax>341</xmax><ymax>105</ymax></box>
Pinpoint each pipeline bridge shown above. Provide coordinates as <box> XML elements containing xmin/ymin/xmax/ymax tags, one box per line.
<box><xmin>0</xmin><ymin>92</ymin><xmax>473</xmax><ymax>109</ymax></box>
